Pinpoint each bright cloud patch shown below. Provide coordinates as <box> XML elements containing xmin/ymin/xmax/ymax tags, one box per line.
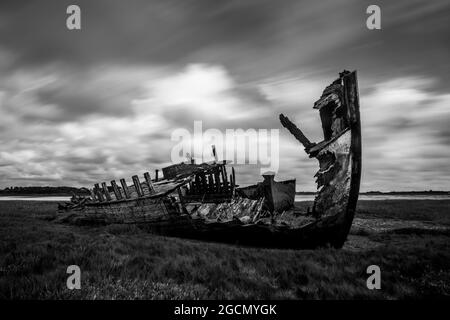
<box><xmin>0</xmin><ymin>60</ymin><xmax>449</xmax><ymax>191</ymax></box>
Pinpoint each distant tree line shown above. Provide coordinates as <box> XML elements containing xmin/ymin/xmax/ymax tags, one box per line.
<box><xmin>0</xmin><ymin>186</ymin><xmax>90</xmax><ymax>196</ymax></box>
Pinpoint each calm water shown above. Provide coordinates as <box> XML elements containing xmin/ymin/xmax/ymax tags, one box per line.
<box><xmin>295</xmin><ymin>194</ymin><xmax>450</xmax><ymax>201</ymax></box>
<box><xmin>0</xmin><ymin>195</ymin><xmax>449</xmax><ymax>202</ymax></box>
<box><xmin>0</xmin><ymin>196</ymin><xmax>71</xmax><ymax>201</ymax></box>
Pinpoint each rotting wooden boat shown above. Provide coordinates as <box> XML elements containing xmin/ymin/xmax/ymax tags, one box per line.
<box><xmin>57</xmin><ymin>70</ymin><xmax>361</xmax><ymax>249</ymax></box>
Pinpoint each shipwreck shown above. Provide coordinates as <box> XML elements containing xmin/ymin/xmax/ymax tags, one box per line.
<box><xmin>58</xmin><ymin>70</ymin><xmax>362</xmax><ymax>249</ymax></box>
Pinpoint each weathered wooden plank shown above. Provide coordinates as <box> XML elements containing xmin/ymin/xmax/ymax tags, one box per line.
<box><xmin>94</xmin><ymin>183</ymin><xmax>105</xmax><ymax>202</ymax></box>
<box><xmin>111</xmin><ymin>180</ymin><xmax>122</xmax><ymax>200</ymax></box>
<box><xmin>194</xmin><ymin>174</ymin><xmax>200</xmax><ymax>193</ymax></box>
<box><xmin>279</xmin><ymin>114</ymin><xmax>315</xmax><ymax>150</ymax></box>
<box><xmin>196</xmin><ymin>174</ymin><xmax>203</xmax><ymax>193</ymax></box>
<box><xmin>101</xmin><ymin>182</ymin><xmax>112</xmax><ymax>201</ymax></box>
<box><xmin>144</xmin><ymin>172</ymin><xmax>155</xmax><ymax>194</ymax></box>
<box><xmin>313</xmin><ymin>93</ymin><xmax>341</xmax><ymax>110</ymax></box>
<box><xmin>201</xmin><ymin>173</ymin><xmax>208</xmax><ymax>193</ymax></box>
<box><xmin>221</xmin><ymin>165</ymin><xmax>229</xmax><ymax>192</ymax></box>
<box><xmin>89</xmin><ymin>189</ymin><xmax>97</xmax><ymax>202</ymax></box>
<box><xmin>132</xmin><ymin>175</ymin><xmax>144</xmax><ymax>197</ymax></box>
<box><xmin>177</xmin><ymin>187</ymin><xmax>188</xmax><ymax>214</ymax></box>
<box><xmin>229</xmin><ymin>168</ymin><xmax>236</xmax><ymax>194</ymax></box>
<box><xmin>214</xmin><ymin>170</ymin><xmax>221</xmax><ymax>193</ymax></box>
<box><xmin>120</xmin><ymin>179</ymin><xmax>131</xmax><ymax>199</ymax></box>
<box><xmin>212</xmin><ymin>145</ymin><xmax>218</xmax><ymax>162</ymax></box>
<box><xmin>231</xmin><ymin>167</ymin><xmax>236</xmax><ymax>190</ymax></box>
<box><xmin>208</xmin><ymin>173</ymin><xmax>215</xmax><ymax>194</ymax></box>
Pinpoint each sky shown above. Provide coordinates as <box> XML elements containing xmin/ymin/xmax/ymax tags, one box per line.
<box><xmin>0</xmin><ymin>0</ymin><xmax>449</xmax><ymax>191</ymax></box>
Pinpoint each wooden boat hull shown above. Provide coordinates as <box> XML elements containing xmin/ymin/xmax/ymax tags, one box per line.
<box><xmin>277</xmin><ymin>70</ymin><xmax>361</xmax><ymax>248</ymax></box>
<box><xmin>57</xmin><ymin>71</ymin><xmax>361</xmax><ymax>249</ymax></box>
<box><xmin>165</xmin><ymin>71</ymin><xmax>361</xmax><ymax>249</ymax></box>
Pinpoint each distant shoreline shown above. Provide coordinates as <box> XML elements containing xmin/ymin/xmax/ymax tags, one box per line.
<box><xmin>1</xmin><ymin>185</ymin><xmax>449</xmax><ymax>198</ymax></box>
<box><xmin>0</xmin><ymin>193</ymin><xmax>75</xmax><ymax>197</ymax></box>
<box><xmin>1</xmin><ymin>191</ymin><xmax>449</xmax><ymax>196</ymax></box>
<box><xmin>296</xmin><ymin>191</ymin><xmax>450</xmax><ymax>195</ymax></box>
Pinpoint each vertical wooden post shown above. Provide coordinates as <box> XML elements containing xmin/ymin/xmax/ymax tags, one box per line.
<box><xmin>231</xmin><ymin>167</ymin><xmax>236</xmax><ymax>195</ymax></box>
<box><xmin>94</xmin><ymin>183</ymin><xmax>105</xmax><ymax>202</ymax></box>
<box><xmin>232</xmin><ymin>167</ymin><xmax>235</xmax><ymax>186</ymax></box>
<box><xmin>207</xmin><ymin>173</ymin><xmax>214</xmax><ymax>194</ymax></box>
<box><xmin>194</xmin><ymin>174</ymin><xmax>200</xmax><ymax>193</ymax></box>
<box><xmin>132</xmin><ymin>175</ymin><xmax>144</xmax><ymax>197</ymax></box>
<box><xmin>101</xmin><ymin>182</ymin><xmax>112</xmax><ymax>201</ymax></box>
<box><xmin>212</xmin><ymin>145</ymin><xmax>218</xmax><ymax>163</ymax></box>
<box><xmin>111</xmin><ymin>180</ymin><xmax>122</xmax><ymax>200</ymax></box>
<box><xmin>220</xmin><ymin>165</ymin><xmax>229</xmax><ymax>192</ymax></box>
<box><xmin>155</xmin><ymin>169</ymin><xmax>159</xmax><ymax>182</ymax></box>
<box><xmin>177</xmin><ymin>187</ymin><xmax>188</xmax><ymax>214</ymax></box>
<box><xmin>197</xmin><ymin>173</ymin><xmax>203</xmax><ymax>193</ymax></box>
<box><xmin>144</xmin><ymin>172</ymin><xmax>155</xmax><ymax>194</ymax></box>
<box><xmin>188</xmin><ymin>181</ymin><xmax>193</xmax><ymax>195</ymax></box>
<box><xmin>90</xmin><ymin>189</ymin><xmax>97</xmax><ymax>202</ymax></box>
<box><xmin>229</xmin><ymin>173</ymin><xmax>234</xmax><ymax>196</ymax></box>
<box><xmin>214</xmin><ymin>169</ymin><xmax>221</xmax><ymax>193</ymax></box>
<box><xmin>120</xmin><ymin>179</ymin><xmax>131</xmax><ymax>199</ymax></box>
<box><xmin>201</xmin><ymin>173</ymin><xmax>208</xmax><ymax>193</ymax></box>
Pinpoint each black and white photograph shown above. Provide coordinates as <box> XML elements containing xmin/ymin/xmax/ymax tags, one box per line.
<box><xmin>0</xmin><ymin>0</ymin><xmax>449</xmax><ymax>311</ymax></box>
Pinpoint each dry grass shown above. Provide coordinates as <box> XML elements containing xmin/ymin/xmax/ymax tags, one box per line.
<box><xmin>0</xmin><ymin>200</ymin><xmax>449</xmax><ymax>299</ymax></box>
<box><xmin>296</xmin><ymin>200</ymin><xmax>450</xmax><ymax>224</ymax></box>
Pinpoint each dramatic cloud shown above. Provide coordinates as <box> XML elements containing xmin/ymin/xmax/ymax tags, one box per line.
<box><xmin>0</xmin><ymin>0</ymin><xmax>449</xmax><ymax>191</ymax></box>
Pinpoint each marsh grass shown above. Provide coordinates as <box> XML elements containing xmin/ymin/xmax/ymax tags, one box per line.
<box><xmin>357</xmin><ymin>200</ymin><xmax>450</xmax><ymax>224</ymax></box>
<box><xmin>0</xmin><ymin>200</ymin><xmax>449</xmax><ymax>299</ymax></box>
<box><xmin>296</xmin><ymin>200</ymin><xmax>450</xmax><ymax>224</ymax></box>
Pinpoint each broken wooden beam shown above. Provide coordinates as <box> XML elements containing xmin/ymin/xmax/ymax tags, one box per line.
<box><xmin>221</xmin><ymin>165</ymin><xmax>229</xmax><ymax>192</ymax></box>
<box><xmin>101</xmin><ymin>182</ymin><xmax>112</xmax><ymax>201</ymax></box>
<box><xmin>188</xmin><ymin>181</ymin><xmax>193</xmax><ymax>194</ymax></box>
<box><xmin>177</xmin><ymin>187</ymin><xmax>188</xmax><ymax>214</ymax></box>
<box><xmin>314</xmin><ymin>93</ymin><xmax>341</xmax><ymax>110</ymax></box>
<box><xmin>120</xmin><ymin>179</ymin><xmax>131</xmax><ymax>199</ymax></box>
<box><xmin>111</xmin><ymin>180</ymin><xmax>122</xmax><ymax>200</ymax></box>
<box><xmin>89</xmin><ymin>189</ymin><xmax>97</xmax><ymax>202</ymax></box>
<box><xmin>279</xmin><ymin>113</ymin><xmax>315</xmax><ymax>150</ymax></box>
<box><xmin>207</xmin><ymin>173</ymin><xmax>214</xmax><ymax>194</ymax></box>
<box><xmin>214</xmin><ymin>170</ymin><xmax>221</xmax><ymax>193</ymax></box>
<box><xmin>201</xmin><ymin>173</ymin><xmax>208</xmax><ymax>193</ymax></box>
<box><xmin>144</xmin><ymin>172</ymin><xmax>155</xmax><ymax>193</ymax></box>
<box><xmin>94</xmin><ymin>183</ymin><xmax>105</xmax><ymax>202</ymax></box>
<box><xmin>232</xmin><ymin>167</ymin><xmax>236</xmax><ymax>187</ymax></box>
<box><xmin>212</xmin><ymin>145</ymin><xmax>218</xmax><ymax>162</ymax></box>
<box><xmin>132</xmin><ymin>175</ymin><xmax>144</xmax><ymax>197</ymax></box>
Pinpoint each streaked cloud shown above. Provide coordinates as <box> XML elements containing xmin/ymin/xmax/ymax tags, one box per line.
<box><xmin>0</xmin><ymin>0</ymin><xmax>449</xmax><ymax>191</ymax></box>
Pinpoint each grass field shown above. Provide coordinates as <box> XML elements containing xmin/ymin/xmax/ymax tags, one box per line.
<box><xmin>0</xmin><ymin>200</ymin><xmax>449</xmax><ymax>299</ymax></box>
